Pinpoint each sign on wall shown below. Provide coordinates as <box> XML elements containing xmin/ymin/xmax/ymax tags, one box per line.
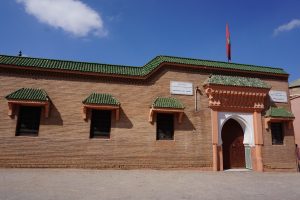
<box><xmin>170</xmin><ymin>81</ymin><xmax>193</xmax><ymax>95</ymax></box>
<box><xmin>269</xmin><ymin>90</ymin><xmax>288</xmax><ymax>103</ymax></box>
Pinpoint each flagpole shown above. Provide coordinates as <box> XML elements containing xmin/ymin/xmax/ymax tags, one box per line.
<box><xmin>226</xmin><ymin>23</ymin><xmax>231</xmax><ymax>63</ymax></box>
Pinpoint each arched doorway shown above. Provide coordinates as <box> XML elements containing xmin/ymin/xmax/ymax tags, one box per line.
<box><xmin>221</xmin><ymin>118</ymin><xmax>245</xmax><ymax>169</ymax></box>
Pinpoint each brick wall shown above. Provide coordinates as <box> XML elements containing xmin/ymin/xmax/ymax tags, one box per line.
<box><xmin>290</xmin><ymin>86</ymin><xmax>300</xmax><ymax>147</ymax></box>
<box><xmin>0</xmin><ymin>68</ymin><xmax>213</xmax><ymax>169</ymax></box>
<box><xmin>0</xmin><ymin>67</ymin><xmax>297</xmax><ymax>171</ymax></box>
<box><xmin>262</xmin><ymin>79</ymin><xmax>297</xmax><ymax>171</ymax></box>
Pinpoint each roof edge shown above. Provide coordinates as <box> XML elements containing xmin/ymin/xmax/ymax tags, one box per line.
<box><xmin>0</xmin><ymin>54</ymin><xmax>289</xmax><ymax>78</ymax></box>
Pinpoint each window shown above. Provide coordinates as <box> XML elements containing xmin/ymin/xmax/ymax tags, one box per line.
<box><xmin>156</xmin><ymin>113</ymin><xmax>174</xmax><ymax>140</ymax></box>
<box><xmin>16</xmin><ymin>106</ymin><xmax>41</xmax><ymax>136</ymax></box>
<box><xmin>90</xmin><ymin>109</ymin><xmax>111</xmax><ymax>138</ymax></box>
<box><xmin>271</xmin><ymin>123</ymin><xmax>284</xmax><ymax>145</ymax></box>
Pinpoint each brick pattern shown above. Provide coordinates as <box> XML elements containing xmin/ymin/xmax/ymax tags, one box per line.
<box><xmin>0</xmin><ymin>68</ymin><xmax>212</xmax><ymax>169</ymax></box>
<box><xmin>0</xmin><ymin>68</ymin><xmax>296</xmax><ymax>171</ymax></box>
<box><xmin>262</xmin><ymin>79</ymin><xmax>296</xmax><ymax>171</ymax></box>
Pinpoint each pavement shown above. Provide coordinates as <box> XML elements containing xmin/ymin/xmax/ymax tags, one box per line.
<box><xmin>0</xmin><ymin>168</ymin><xmax>300</xmax><ymax>200</ymax></box>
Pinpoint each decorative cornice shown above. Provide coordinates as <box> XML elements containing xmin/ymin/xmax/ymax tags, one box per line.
<box><xmin>203</xmin><ymin>84</ymin><xmax>270</xmax><ymax>112</ymax></box>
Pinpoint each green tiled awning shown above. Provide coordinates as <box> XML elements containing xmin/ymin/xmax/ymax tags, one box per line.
<box><xmin>83</xmin><ymin>93</ymin><xmax>120</xmax><ymax>106</ymax></box>
<box><xmin>0</xmin><ymin>54</ymin><xmax>288</xmax><ymax>77</ymax></box>
<box><xmin>265</xmin><ymin>107</ymin><xmax>294</xmax><ymax>118</ymax></box>
<box><xmin>5</xmin><ymin>88</ymin><xmax>48</xmax><ymax>101</ymax></box>
<box><xmin>204</xmin><ymin>75</ymin><xmax>270</xmax><ymax>88</ymax></box>
<box><xmin>152</xmin><ymin>97</ymin><xmax>184</xmax><ymax>109</ymax></box>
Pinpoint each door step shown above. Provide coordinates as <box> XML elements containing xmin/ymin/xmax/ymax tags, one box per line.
<box><xmin>224</xmin><ymin>169</ymin><xmax>251</xmax><ymax>172</ymax></box>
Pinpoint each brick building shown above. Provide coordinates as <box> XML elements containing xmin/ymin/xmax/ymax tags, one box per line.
<box><xmin>289</xmin><ymin>79</ymin><xmax>300</xmax><ymax>170</ymax></box>
<box><xmin>0</xmin><ymin>54</ymin><xmax>297</xmax><ymax>171</ymax></box>
<box><xmin>290</xmin><ymin>79</ymin><xmax>300</xmax><ymax>147</ymax></box>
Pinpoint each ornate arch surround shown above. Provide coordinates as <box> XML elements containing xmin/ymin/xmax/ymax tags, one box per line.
<box><xmin>218</xmin><ymin>112</ymin><xmax>255</xmax><ymax>147</ymax></box>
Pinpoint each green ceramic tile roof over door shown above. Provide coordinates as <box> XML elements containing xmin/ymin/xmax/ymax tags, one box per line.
<box><xmin>152</xmin><ymin>97</ymin><xmax>185</xmax><ymax>109</ymax></box>
<box><xmin>205</xmin><ymin>75</ymin><xmax>270</xmax><ymax>88</ymax></box>
<box><xmin>83</xmin><ymin>93</ymin><xmax>120</xmax><ymax>105</ymax></box>
<box><xmin>5</xmin><ymin>88</ymin><xmax>48</xmax><ymax>101</ymax></box>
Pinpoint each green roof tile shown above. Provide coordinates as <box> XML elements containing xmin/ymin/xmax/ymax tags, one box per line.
<box><xmin>5</xmin><ymin>88</ymin><xmax>48</xmax><ymax>101</ymax></box>
<box><xmin>152</xmin><ymin>97</ymin><xmax>184</xmax><ymax>109</ymax></box>
<box><xmin>289</xmin><ymin>78</ymin><xmax>300</xmax><ymax>88</ymax></box>
<box><xmin>0</xmin><ymin>54</ymin><xmax>287</xmax><ymax>77</ymax></box>
<box><xmin>83</xmin><ymin>93</ymin><xmax>120</xmax><ymax>105</ymax></box>
<box><xmin>204</xmin><ymin>75</ymin><xmax>270</xmax><ymax>88</ymax></box>
<box><xmin>265</xmin><ymin>107</ymin><xmax>294</xmax><ymax>118</ymax></box>
<box><xmin>143</xmin><ymin>56</ymin><xmax>287</xmax><ymax>75</ymax></box>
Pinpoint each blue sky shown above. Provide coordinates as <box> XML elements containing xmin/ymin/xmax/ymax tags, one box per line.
<box><xmin>0</xmin><ymin>0</ymin><xmax>299</xmax><ymax>82</ymax></box>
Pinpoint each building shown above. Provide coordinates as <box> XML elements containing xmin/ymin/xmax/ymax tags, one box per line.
<box><xmin>289</xmin><ymin>79</ymin><xmax>300</xmax><ymax>168</ymax></box>
<box><xmin>0</xmin><ymin>54</ymin><xmax>297</xmax><ymax>171</ymax></box>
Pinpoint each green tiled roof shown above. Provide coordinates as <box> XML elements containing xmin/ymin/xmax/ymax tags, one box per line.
<box><xmin>289</xmin><ymin>78</ymin><xmax>300</xmax><ymax>88</ymax></box>
<box><xmin>83</xmin><ymin>93</ymin><xmax>120</xmax><ymax>105</ymax></box>
<box><xmin>152</xmin><ymin>97</ymin><xmax>184</xmax><ymax>109</ymax></box>
<box><xmin>5</xmin><ymin>88</ymin><xmax>48</xmax><ymax>101</ymax></box>
<box><xmin>265</xmin><ymin>107</ymin><xmax>294</xmax><ymax>118</ymax></box>
<box><xmin>204</xmin><ymin>75</ymin><xmax>270</xmax><ymax>88</ymax></box>
<box><xmin>0</xmin><ymin>54</ymin><xmax>287</xmax><ymax>77</ymax></box>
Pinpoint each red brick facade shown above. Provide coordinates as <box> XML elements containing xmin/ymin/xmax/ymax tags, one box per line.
<box><xmin>0</xmin><ymin>61</ymin><xmax>297</xmax><ymax>171</ymax></box>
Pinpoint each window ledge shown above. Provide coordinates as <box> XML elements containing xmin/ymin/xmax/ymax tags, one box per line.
<box><xmin>264</xmin><ymin>117</ymin><xmax>294</xmax><ymax>130</ymax></box>
<box><xmin>149</xmin><ymin>108</ymin><xmax>184</xmax><ymax>123</ymax></box>
<box><xmin>7</xmin><ymin>100</ymin><xmax>50</xmax><ymax>118</ymax></box>
<box><xmin>82</xmin><ymin>104</ymin><xmax>120</xmax><ymax>121</ymax></box>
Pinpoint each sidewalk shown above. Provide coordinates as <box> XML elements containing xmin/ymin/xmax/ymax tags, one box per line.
<box><xmin>0</xmin><ymin>169</ymin><xmax>299</xmax><ymax>200</ymax></box>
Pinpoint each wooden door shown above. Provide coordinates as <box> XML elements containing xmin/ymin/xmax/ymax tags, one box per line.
<box><xmin>229</xmin><ymin>135</ymin><xmax>245</xmax><ymax>168</ymax></box>
<box><xmin>222</xmin><ymin>119</ymin><xmax>245</xmax><ymax>169</ymax></box>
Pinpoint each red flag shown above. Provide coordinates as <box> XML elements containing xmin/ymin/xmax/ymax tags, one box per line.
<box><xmin>226</xmin><ymin>24</ymin><xmax>231</xmax><ymax>62</ymax></box>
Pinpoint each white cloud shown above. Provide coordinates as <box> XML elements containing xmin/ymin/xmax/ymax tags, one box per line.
<box><xmin>17</xmin><ymin>0</ymin><xmax>107</xmax><ymax>37</ymax></box>
<box><xmin>273</xmin><ymin>19</ymin><xmax>300</xmax><ymax>36</ymax></box>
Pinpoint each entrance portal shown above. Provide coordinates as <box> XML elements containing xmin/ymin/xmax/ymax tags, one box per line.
<box><xmin>222</xmin><ymin>119</ymin><xmax>245</xmax><ymax>169</ymax></box>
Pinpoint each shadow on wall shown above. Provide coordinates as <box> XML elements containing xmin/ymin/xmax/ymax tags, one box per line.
<box><xmin>176</xmin><ymin>113</ymin><xmax>196</xmax><ymax>131</ymax></box>
<box><xmin>115</xmin><ymin>107</ymin><xmax>133</xmax><ymax>129</ymax></box>
<box><xmin>41</xmin><ymin>102</ymin><xmax>63</xmax><ymax>126</ymax></box>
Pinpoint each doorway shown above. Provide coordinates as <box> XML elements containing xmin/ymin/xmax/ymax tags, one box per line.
<box><xmin>221</xmin><ymin>119</ymin><xmax>245</xmax><ymax>169</ymax></box>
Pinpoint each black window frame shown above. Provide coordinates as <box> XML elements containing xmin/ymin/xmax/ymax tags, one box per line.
<box><xmin>271</xmin><ymin>122</ymin><xmax>284</xmax><ymax>145</ymax></box>
<box><xmin>156</xmin><ymin>113</ymin><xmax>174</xmax><ymax>140</ymax></box>
<box><xmin>90</xmin><ymin>109</ymin><xmax>111</xmax><ymax>139</ymax></box>
<box><xmin>16</xmin><ymin>106</ymin><xmax>42</xmax><ymax>136</ymax></box>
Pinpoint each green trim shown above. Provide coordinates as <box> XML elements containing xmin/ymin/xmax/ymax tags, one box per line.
<box><xmin>265</xmin><ymin>107</ymin><xmax>294</xmax><ymax>118</ymax></box>
<box><xmin>152</xmin><ymin>97</ymin><xmax>184</xmax><ymax>109</ymax></box>
<box><xmin>5</xmin><ymin>88</ymin><xmax>48</xmax><ymax>101</ymax></box>
<box><xmin>0</xmin><ymin>54</ymin><xmax>287</xmax><ymax>77</ymax></box>
<box><xmin>83</xmin><ymin>93</ymin><xmax>120</xmax><ymax>105</ymax></box>
<box><xmin>204</xmin><ymin>75</ymin><xmax>270</xmax><ymax>88</ymax></box>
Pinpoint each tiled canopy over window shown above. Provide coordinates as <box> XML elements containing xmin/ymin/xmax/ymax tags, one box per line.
<box><xmin>82</xmin><ymin>93</ymin><xmax>120</xmax><ymax>120</ymax></box>
<box><xmin>5</xmin><ymin>88</ymin><xmax>50</xmax><ymax>117</ymax></box>
<box><xmin>264</xmin><ymin>107</ymin><xmax>295</xmax><ymax>129</ymax></box>
<box><xmin>149</xmin><ymin>97</ymin><xmax>185</xmax><ymax>123</ymax></box>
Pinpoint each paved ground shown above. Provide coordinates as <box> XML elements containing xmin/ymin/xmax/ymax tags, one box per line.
<box><xmin>0</xmin><ymin>169</ymin><xmax>299</xmax><ymax>200</ymax></box>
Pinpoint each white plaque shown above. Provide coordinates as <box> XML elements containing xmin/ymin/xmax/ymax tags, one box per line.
<box><xmin>269</xmin><ymin>90</ymin><xmax>288</xmax><ymax>103</ymax></box>
<box><xmin>170</xmin><ymin>81</ymin><xmax>193</xmax><ymax>95</ymax></box>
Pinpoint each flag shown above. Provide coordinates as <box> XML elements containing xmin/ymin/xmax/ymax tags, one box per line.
<box><xmin>226</xmin><ymin>23</ymin><xmax>231</xmax><ymax>62</ymax></box>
